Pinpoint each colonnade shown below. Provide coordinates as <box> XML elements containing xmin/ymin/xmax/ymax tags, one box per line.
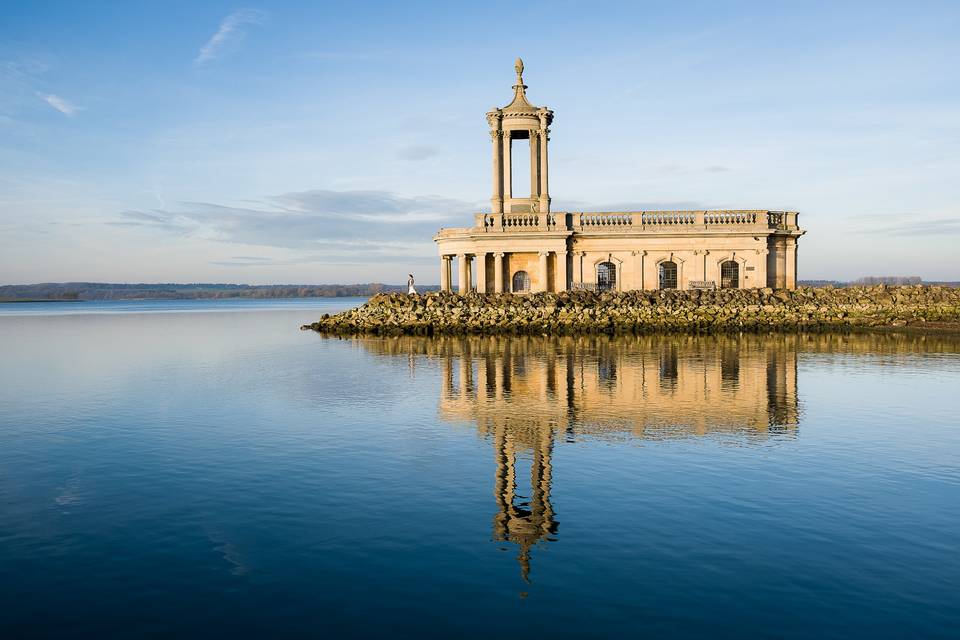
<box><xmin>439</xmin><ymin>251</ymin><xmax>566</xmax><ymax>294</ymax></box>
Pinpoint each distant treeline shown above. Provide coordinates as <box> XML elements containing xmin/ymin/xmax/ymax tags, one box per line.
<box><xmin>800</xmin><ymin>278</ymin><xmax>958</xmax><ymax>288</ymax></box>
<box><xmin>0</xmin><ymin>282</ymin><xmax>439</xmax><ymax>301</ymax></box>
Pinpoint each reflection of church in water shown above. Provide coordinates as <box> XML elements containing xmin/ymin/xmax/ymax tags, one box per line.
<box><xmin>367</xmin><ymin>335</ymin><xmax>800</xmax><ymax>581</ymax></box>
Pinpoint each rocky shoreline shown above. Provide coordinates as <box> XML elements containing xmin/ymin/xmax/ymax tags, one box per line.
<box><xmin>301</xmin><ymin>286</ymin><xmax>960</xmax><ymax>336</ymax></box>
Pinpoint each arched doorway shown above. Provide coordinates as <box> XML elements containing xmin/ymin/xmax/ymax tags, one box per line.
<box><xmin>512</xmin><ymin>270</ymin><xmax>530</xmax><ymax>293</ymax></box>
<box><xmin>659</xmin><ymin>261</ymin><xmax>678</xmax><ymax>289</ymax></box>
<box><xmin>720</xmin><ymin>261</ymin><xmax>739</xmax><ymax>289</ymax></box>
<box><xmin>597</xmin><ymin>261</ymin><xmax>616</xmax><ymax>291</ymax></box>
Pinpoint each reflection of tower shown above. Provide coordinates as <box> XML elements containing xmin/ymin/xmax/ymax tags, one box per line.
<box><xmin>492</xmin><ymin>419</ymin><xmax>557</xmax><ymax>583</ymax></box>
<box><xmin>394</xmin><ymin>334</ymin><xmax>804</xmax><ymax>582</ymax></box>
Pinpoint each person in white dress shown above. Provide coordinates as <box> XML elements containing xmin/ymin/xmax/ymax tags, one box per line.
<box><xmin>407</xmin><ymin>273</ymin><xmax>417</xmax><ymax>295</ymax></box>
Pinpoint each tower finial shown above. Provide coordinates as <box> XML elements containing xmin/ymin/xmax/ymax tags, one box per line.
<box><xmin>514</xmin><ymin>57</ymin><xmax>524</xmax><ymax>82</ymax></box>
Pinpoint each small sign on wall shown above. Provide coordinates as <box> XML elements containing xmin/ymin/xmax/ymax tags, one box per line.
<box><xmin>690</xmin><ymin>280</ymin><xmax>716</xmax><ymax>290</ymax></box>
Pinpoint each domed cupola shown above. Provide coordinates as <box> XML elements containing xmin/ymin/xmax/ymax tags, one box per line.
<box><xmin>486</xmin><ymin>59</ymin><xmax>553</xmax><ymax>214</ymax></box>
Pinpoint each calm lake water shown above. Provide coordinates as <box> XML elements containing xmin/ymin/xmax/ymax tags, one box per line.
<box><xmin>1</xmin><ymin>299</ymin><xmax>958</xmax><ymax>638</ymax></box>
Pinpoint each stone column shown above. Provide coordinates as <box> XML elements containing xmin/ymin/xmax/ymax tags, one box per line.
<box><xmin>538</xmin><ymin>128</ymin><xmax>549</xmax><ymax>213</ymax></box>
<box><xmin>490</xmin><ymin>130</ymin><xmax>503</xmax><ymax>214</ymax></box>
<box><xmin>573</xmin><ymin>251</ymin><xmax>584</xmax><ymax>288</ymax></box>
<box><xmin>440</xmin><ymin>255</ymin><xmax>451</xmax><ymax>292</ymax></box>
<box><xmin>538</xmin><ymin>251</ymin><xmax>549</xmax><ymax>292</ymax></box>
<box><xmin>554</xmin><ymin>250</ymin><xmax>567</xmax><ymax>292</ymax></box>
<box><xmin>502</xmin><ymin>130</ymin><xmax>512</xmax><ymax>203</ymax></box>
<box><xmin>457</xmin><ymin>253</ymin><xmax>468</xmax><ymax>295</ymax></box>
<box><xmin>494</xmin><ymin>252</ymin><xmax>505</xmax><ymax>293</ymax></box>
<box><xmin>786</xmin><ymin>239</ymin><xmax>797</xmax><ymax>290</ymax></box>
<box><xmin>476</xmin><ymin>252</ymin><xmax>487</xmax><ymax>294</ymax></box>
<box><xmin>465</xmin><ymin>255</ymin><xmax>473</xmax><ymax>293</ymax></box>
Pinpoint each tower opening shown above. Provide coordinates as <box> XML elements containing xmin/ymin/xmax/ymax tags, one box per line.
<box><xmin>510</xmin><ymin>135</ymin><xmax>532</xmax><ymax>200</ymax></box>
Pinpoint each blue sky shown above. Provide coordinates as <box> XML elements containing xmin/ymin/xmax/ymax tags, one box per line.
<box><xmin>1</xmin><ymin>0</ymin><xmax>958</xmax><ymax>284</ymax></box>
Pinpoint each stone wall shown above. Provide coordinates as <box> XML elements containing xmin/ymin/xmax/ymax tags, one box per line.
<box><xmin>302</xmin><ymin>285</ymin><xmax>960</xmax><ymax>336</ymax></box>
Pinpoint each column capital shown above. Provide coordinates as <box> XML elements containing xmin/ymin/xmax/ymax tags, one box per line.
<box><xmin>538</xmin><ymin>251</ymin><xmax>549</xmax><ymax>257</ymax></box>
<box><xmin>494</xmin><ymin>252</ymin><xmax>505</xmax><ymax>258</ymax></box>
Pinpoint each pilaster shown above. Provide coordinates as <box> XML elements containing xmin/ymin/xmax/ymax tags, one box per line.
<box><xmin>494</xmin><ymin>252</ymin><xmax>505</xmax><ymax>293</ymax></box>
<box><xmin>554</xmin><ymin>250</ymin><xmax>567</xmax><ymax>292</ymax></box>
<box><xmin>537</xmin><ymin>251</ymin><xmax>549</xmax><ymax>292</ymax></box>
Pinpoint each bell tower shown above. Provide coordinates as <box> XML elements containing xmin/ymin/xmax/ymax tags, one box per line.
<box><xmin>487</xmin><ymin>58</ymin><xmax>554</xmax><ymax>214</ymax></box>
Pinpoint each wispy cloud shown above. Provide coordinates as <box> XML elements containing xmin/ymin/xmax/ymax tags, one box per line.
<box><xmin>862</xmin><ymin>217</ymin><xmax>960</xmax><ymax>236</ymax></box>
<box><xmin>111</xmin><ymin>188</ymin><xmax>478</xmax><ymax>261</ymax></box>
<box><xmin>195</xmin><ymin>9</ymin><xmax>265</xmax><ymax>65</ymax></box>
<box><xmin>38</xmin><ymin>93</ymin><xmax>79</xmax><ymax>116</ymax></box>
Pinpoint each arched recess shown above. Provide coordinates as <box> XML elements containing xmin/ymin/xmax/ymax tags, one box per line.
<box><xmin>512</xmin><ymin>270</ymin><xmax>531</xmax><ymax>293</ymax></box>
<box><xmin>655</xmin><ymin>254</ymin><xmax>684</xmax><ymax>290</ymax></box>
<box><xmin>596</xmin><ymin>261</ymin><xmax>617</xmax><ymax>291</ymax></box>
<box><xmin>591</xmin><ymin>255</ymin><xmax>624</xmax><ymax>291</ymax></box>
<box><xmin>714</xmin><ymin>254</ymin><xmax>748</xmax><ymax>289</ymax></box>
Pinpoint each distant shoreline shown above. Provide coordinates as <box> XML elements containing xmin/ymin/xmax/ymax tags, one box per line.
<box><xmin>0</xmin><ymin>296</ymin><xmax>368</xmax><ymax>304</ymax></box>
<box><xmin>0</xmin><ymin>298</ymin><xmax>81</xmax><ymax>304</ymax></box>
<box><xmin>0</xmin><ymin>283</ymin><xmax>438</xmax><ymax>302</ymax></box>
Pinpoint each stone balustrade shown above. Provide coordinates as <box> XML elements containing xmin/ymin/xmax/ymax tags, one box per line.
<box><xmin>705</xmin><ymin>211</ymin><xmax>757</xmax><ymax>225</ymax></box>
<box><xmin>446</xmin><ymin>210</ymin><xmax>800</xmax><ymax>236</ymax></box>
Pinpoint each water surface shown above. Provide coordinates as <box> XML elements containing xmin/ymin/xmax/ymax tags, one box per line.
<box><xmin>1</xmin><ymin>299</ymin><xmax>957</xmax><ymax>637</ymax></box>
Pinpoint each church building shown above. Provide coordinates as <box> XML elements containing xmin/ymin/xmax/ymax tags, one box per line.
<box><xmin>434</xmin><ymin>59</ymin><xmax>805</xmax><ymax>293</ymax></box>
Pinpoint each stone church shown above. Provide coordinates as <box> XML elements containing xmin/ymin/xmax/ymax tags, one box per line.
<box><xmin>434</xmin><ymin>59</ymin><xmax>805</xmax><ymax>293</ymax></box>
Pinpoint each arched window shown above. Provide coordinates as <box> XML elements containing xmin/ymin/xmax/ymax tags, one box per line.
<box><xmin>721</xmin><ymin>261</ymin><xmax>739</xmax><ymax>289</ymax></box>
<box><xmin>597</xmin><ymin>261</ymin><xmax>617</xmax><ymax>291</ymax></box>
<box><xmin>659</xmin><ymin>261</ymin><xmax>678</xmax><ymax>289</ymax></box>
<box><xmin>512</xmin><ymin>270</ymin><xmax>531</xmax><ymax>293</ymax></box>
